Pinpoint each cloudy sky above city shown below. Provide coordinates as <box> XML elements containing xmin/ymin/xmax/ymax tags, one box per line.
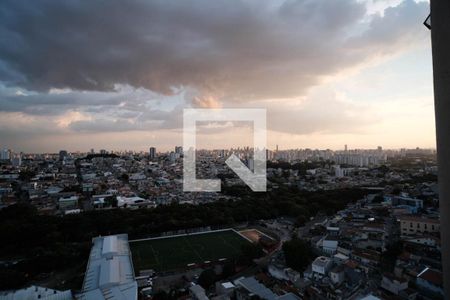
<box><xmin>0</xmin><ymin>0</ymin><xmax>434</xmax><ymax>152</ymax></box>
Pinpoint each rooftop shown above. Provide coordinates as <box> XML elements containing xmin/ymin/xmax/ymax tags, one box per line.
<box><xmin>77</xmin><ymin>234</ymin><xmax>137</xmax><ymax>300</ymax></box>
<box><xmin>399</xmin><ymin>215</ymin><xmax>440</xmax><ymax>224</ymax></box>
<box><xmin>0</xmin><ymin>286</ymin><xmax>72</xmax><ymax>300</ymax></box>
<box><xmin>190</xmin><ymin>285</ymin><xmax>209</xmax><ymax>300</ymax></box>
<box><xmin>417</xmin><ymin>267</ymin><xmax>443</xmax><ymax>286</ymax></box>
<box><xmin>312</xmin><ymin>256</ymin><xmax>332</xmax><ymax>267</ymax></box>
<box><xmin>234</xmin><ymin>277</ymin><xmax>277</xmax><ymax>300</ymax></box>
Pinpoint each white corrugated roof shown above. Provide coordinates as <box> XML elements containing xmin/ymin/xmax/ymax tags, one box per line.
<box><xmin>99</xmin><ymin>257</ymin><xmax>121</xmax><ymax>288</ymax></box>
<box><xmin>0</xmin><ymin>286</ymin><xmax>72</xmax><ymax>300</ymax></box>
<box><xmin>234</xmin><ymin>277</ymin><xmax>277</xmax><ymax>300</ymax></box>
<box><xmin>102</xmin><ymin>235</ymin><xmax>118</xmax><ymax>256</ymax></box>
<box><xmin>77</xmin><ymin>234</ymin><xmax>137</xmax><ymax>300</ymax></box>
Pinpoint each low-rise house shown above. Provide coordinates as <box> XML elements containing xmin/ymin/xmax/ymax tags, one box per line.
<box><xmin>117</xmin><ymin>196</ymin><xmax>155</xmax><ymax>208</ymax></box>
<box><xmin>399</xmin><ymin>215</ymin><xmax>440</xmax><ymax>237</ymax></box>
<box><xmin>82</xmin><ymin>183</ymin><xmax>94</xmax><ymax>192</ymax></box>
<box><xmin>387</xmin><ymin>195</ymin><xmax>423</xmax><ymax>213</ymax></box>
<box><xmin>333</xmin><ymin>253</ymin><xmax>349</xmax><ymax>265</ymax></box>
<box><xmin>329</xmin><ymin>265</ymin><xmax>345</xmax><ymax>286</ymax></box>
<box><xmin>58</xmin><ymin>195</ymin><xmax>79</xmax><ymax>210</ymax></box>
<box><xmin>234</xmin><ymin>277</ymin><xmax>277</xmax><ymax>300</ymax></box>
<box><xmin>322</xmin><ymin>235</ymin><xmax>338</xmax><ymax>255</ymax></box>
<box><xmin>398</xmin><ymin>288</ymin><xmax>418</xmax><ymax>300</ymax></box>
<box><xmin>233</xmin><ymin>277</ymin><xmax>300</xmax><ymax>300</ymax></box>
<box><xmin>351</xmin><ymin>248</ymin><xmax>380</xmax><ymax>268</ymax></box>
<box><xmin>216</xmin><ymin>282</ymin><xmax>235</xmax><ymax>297</ymax></box>
<box><xmin>404</xmin><ymin>236</ymin><xmax>440</xmax><ymax>248</ymax></box>
<box><xmin>268</xmin><ymin>264</ymin><xmax>300</xmax><ymax>282</ymax></box>
<box><xmin>416</xmin><ymin>267</ymin><xmax>444</xmax><ymax>297</ymax></box>
<box><xmin>381</xmin><ymin>273</ymin><xmax>408</xmax><ymax>295</ymax></box>
<box><xmin>311</xmin><ymin>256</ymin><xmax>333</xmax><ymax>280</ymax></box>
<box><xmin>129</xmin><ymin>173</ymin><xmax>146</xmax><ymax>181</ymax></box>
<box><xmin>190</xmin><ymin>284</ymin><xmax>209</xmax><ymax>300</ymax></box>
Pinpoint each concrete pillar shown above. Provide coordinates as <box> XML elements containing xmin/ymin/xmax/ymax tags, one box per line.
<box><xmin>430</xmin><ymin>0</ymin><xmax>450</xmax><ymax>297</ymax></box>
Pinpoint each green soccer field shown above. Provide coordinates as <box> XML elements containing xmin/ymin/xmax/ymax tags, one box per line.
<box><xmin>130</xmin><ymin>229</ymin><xmax>251</xmax><ymax>272</ymax></box>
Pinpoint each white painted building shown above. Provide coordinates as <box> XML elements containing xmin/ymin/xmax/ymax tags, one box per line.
<box><xmin>311</xmin><ymin>256</ymin><xmax>333</xmax><ymax>279</ymax></box>
<box><xmin>322</xmin><ymin>236</ymin><xmax>338</xmax><ymax>255</ymax></box>
<box><xmin>216</xmin><ymin>282</ymin><xmax>235</xmax><ymax>297</ymax></box>
<box><xmin>116</xmin><ymin>196</ymin><xmax>155</xmax><ymax>208</ymax></box>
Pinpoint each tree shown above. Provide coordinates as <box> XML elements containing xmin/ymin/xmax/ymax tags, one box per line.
<box><xmin>153</xmin><ymin>291</ymin><xmax>170</xmax><ymax>300</ymax></box>
<box><xmin>381</xmin><ymin>241</ymin><xmax>403</xmax><ymax>272</ymax></box>
<box><xmin>221</xmin><ymin>262</ymin><xmax>235</xmax><ymax>278</ymax></box>
<box><xmin>0</xmin><ymin>187</ymin><xmax>370</xmax><ymax>289</ymax></box>
<box><xmin>18</xmin><ymin>170</ymin><xmax>36</xmax><ymax>181</ymax></box>
<box><xmin>372</xmin><ymin>195</ymin><xmax>384</xmax><ymax>203</ymax></box>
<box><xmin>282</xmin><ymin>238</ymin><xmax>312</xmax><ymax>272</ymax></box>
<box><xmin>295</xmin><ymin>215</ymin><xmax>307</xmax><ymax>227</ymax></box>
<box><xmin>198</xmin><ymin>268</ymin><xmax>216</xmax><ymax>289</ymax></box>
<box><xmin>0</xmin><ymin>269</ymin><xmax>27</xmax><ymax>290</ymax></box>
<box><xmin>120</xmin><ymin>173</ymin><xmax>129</xmax><ymax>182</ymax></box>
<box><xmin>240</xmin><ymin>243</ymin><xmax>264</xmax><ymax>265</ymax></box>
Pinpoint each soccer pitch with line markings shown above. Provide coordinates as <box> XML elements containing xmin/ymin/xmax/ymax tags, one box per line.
<box><xmin>130</xmin><ymin>229</ymin><xmax>251</xmax><ymax>272</ymax></box>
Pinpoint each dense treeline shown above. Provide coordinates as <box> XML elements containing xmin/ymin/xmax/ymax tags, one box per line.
<box><xmin>84</xmin><ymin>153</ymin><xmax>119</xmax><ymax>160</ymax></box>
<box><xmin>0</xmin><ymin>187</ymin><xmax>368</xmax><ymax>290</ymax></box>
<box><xmin>282</xmin><ymin>238</ymin><xmax>313</xmax><ymax>272</ymax></box>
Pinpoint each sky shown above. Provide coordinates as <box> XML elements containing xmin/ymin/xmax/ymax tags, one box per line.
<box><xmin>0</xmin><ymin>0</ymin><xmax>435</xmax><ymax>153</ymax></box>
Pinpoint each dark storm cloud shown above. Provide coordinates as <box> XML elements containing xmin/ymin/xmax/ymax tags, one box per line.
<box><xmin>0</xmin><ymin>91</ymin><xmax>124</xmax><ymax>115</ymax></box>
<box><xmin>0</xmin><ymin>0</ymin><xmax>428</xmax><ymax>101</ymax></box>
<box><xmin>0</xmin><ymin>0</ymin><xmax>431</xmax><ymax>146</ymax></box>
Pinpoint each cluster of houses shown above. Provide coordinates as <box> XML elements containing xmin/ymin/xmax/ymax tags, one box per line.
<box><xmin>0</xmin><ymin>149</ymin><xmax>244</xmax><ymax>214</ymax></box>
<box><xmin>267</xmin><ymin>163</ymin><xmax>438</xmax><ymax>193</ymax></box>
<box><xmin>189</xmin><ymin>277</ymin><xmax>301</xmax><ymax>300</ymax></box>
<box><xmin>268</xmin><ymin>190</ymin><xmax>443</xmax><ymax>299</ymax></box>
<box><xmin>0</xmin><ymin>149</ymin><xmax>443</xmax><ymax>299</ymax></box>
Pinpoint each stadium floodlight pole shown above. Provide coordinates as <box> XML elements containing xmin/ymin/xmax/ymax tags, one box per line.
<box><xmin>430</xmin><ymin>0</ymin><xmax>450</xmax><ymax>297</ymax></box>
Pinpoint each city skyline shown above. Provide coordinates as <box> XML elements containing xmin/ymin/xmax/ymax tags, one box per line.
<box><xmin>0</xmin><ymin>144</ymin><xmax>436</xmax><ymax>156</ymax></box>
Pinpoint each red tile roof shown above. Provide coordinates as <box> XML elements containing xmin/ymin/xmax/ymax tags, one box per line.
<box><xmin>418</xmin><ymin>268</ymin><xmax>443</xmax><ymax>286</ymax></box>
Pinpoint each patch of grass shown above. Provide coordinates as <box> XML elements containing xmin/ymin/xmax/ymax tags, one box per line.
<box><xmin>130</xmin><ymin>230</ymin><xmax>250</xmax><ymax>272</ymax></box>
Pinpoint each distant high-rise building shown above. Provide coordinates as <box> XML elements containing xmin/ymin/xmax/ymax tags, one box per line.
<box><xmin>100</xmin><ymin>149</ymin><xmax>107</xmax><ymax>154</ymax></box>
<box><xmin>1</xmin><ymin>148</ymin><xmax>11</xmax><ymax>160</ymax></box>
<box><xmin>12</xmin><ymin>154</ymin><xmax>22</xmax><ymax>167</ymax></box>
<box><xmin>169</xmin><ymin>151</ymin><xmax>176</xmax><ymax>162</ymax></box>
<box><xmin>344</xmin><ymin>144</ymin><xmax>348</xmax><ymax>151</ymax></box>
<box><xmin>59</xmin><ymin>150</ymin><xmax>68</xmax><ymax>161</ymax></box>
<box><xmin>266</xmin><ymin>149</ymin><xmax>274</xmax><ymax>161</ymax></box>
<box><xmin>248</xmin><ymin>158</ymin><xmax>254</xmax><ymax>171</ymax></box>
<box><xmin>149</xmin><ymin>147</ymin><xmax>156</xmax><ymax>159</ymax></box>
<box><xmin>334</xmin><ymin>165</ymin><xmax>344</xmax><ymax>178</ymax></box>
<box><xmin>175</xmin><ymin>146</ymin><xmax>183</xmax><ymax>155</ymax></box>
